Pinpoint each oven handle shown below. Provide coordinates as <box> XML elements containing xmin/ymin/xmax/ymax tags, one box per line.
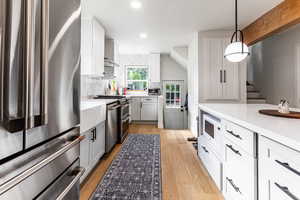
<box><xmin>122</xmin><ymin>115</ymin><xmax>130</xmax><ymax>122</ymax></box>
<box><xmin>108</xmin><ymin>105</ymin><xmax>121</xmax><ymax>110</ymax></box>
<box><xmin>55</xmin><ymin>167</ymin><xmax>85</xmax><ymax>200</ymax></box>
<box><xmin>0</xmin><ymin>135</ymin><xmax>85</xmax><ymax>195</ymax></box>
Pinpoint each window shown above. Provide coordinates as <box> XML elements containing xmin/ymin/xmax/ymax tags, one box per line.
<box><xmin>126</xmin><ymin>66</ymin><xmax>149</xmax><ymax>91</ymax></box>
<box><xmin>164</xmin><ymin>81</ymin><xmax>183</xmax><ymax>108</ymax></box>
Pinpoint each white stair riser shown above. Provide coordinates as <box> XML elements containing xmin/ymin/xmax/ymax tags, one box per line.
<box><xmin>247</xmin><ymin>99</ymin><xmax>267</xmax><ymax>104</ymax></box>
<box><xmin>247</xmin><ymin>85</ymin><xmax>256</xmax><ymax>92</ymax></box>
<box><xmin>247</xmin><ymin>92</ymin><xmax>261</xmax><ymax>99</ymax></box>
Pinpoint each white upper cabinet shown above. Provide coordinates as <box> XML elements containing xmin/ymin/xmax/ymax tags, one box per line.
<box><xmin>81</xmin><ymin>17</ymin><xmax>105</xmax><ymax>76</ymax></box>
<box><xmin>81</xmin><ymin>18</ymin><xmax>93</xmax><ymax>75</ymax></box>
<box><xmin>92</xmin><ymin>19</ymin><xmax>105</xmax><ymax>76</ymax></box>
<box><xmin>203</xmin><ymin>38</ymin><xmax>223</xmax><ymax>99</ymax></box>
<box><xmin>200</xmin><ymin>32</ymin><xmax>246</xmax><ymax>102</ymax></box>
<box><xmin>149</xmin><ymin>53</ymin><xmax>161</xmax><ymax>83</ymax></box>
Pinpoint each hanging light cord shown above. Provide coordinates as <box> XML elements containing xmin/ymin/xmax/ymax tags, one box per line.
<box><xmin>235</xmin><ymin>0</ymin><xmax>238</xmax><ymax>42</ymax></box>
<box><xmin>230</xmin><ymin>0</ymin><xmax>245</xmax><ymax>53</ymax></box>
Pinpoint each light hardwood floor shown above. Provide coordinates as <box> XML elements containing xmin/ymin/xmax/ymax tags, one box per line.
<box><xmin>80</xmin><ymin>124</ymin><xmax>224</xmax><ymax>200</ymax></box>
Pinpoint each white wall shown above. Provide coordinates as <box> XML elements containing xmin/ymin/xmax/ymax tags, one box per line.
<box><xmin>160</xmin><ymin>54</ymin><xmax>187</xmax><ymax>89</ymax></box>
<box><xmin>248</xmin><ymin>24</ymin><xmax>300</xmax><ymax>107</ymax></box>
<box><xmin>187</xmin><ymin>32</ymin><xmax>199</xmax><ymax>136</ymax></box>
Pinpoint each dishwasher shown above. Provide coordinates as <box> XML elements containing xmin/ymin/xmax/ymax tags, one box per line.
<box><xmin>106</xmin><ymin>102</ymin><xmax>121</xmax><ymax>153</ymax></box>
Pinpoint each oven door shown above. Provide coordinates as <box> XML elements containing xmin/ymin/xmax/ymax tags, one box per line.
<box><xmin>121</xmin><ymin>103</ymin><xmax>130</xmax><ymax>119</ymax></box>
<box><xmin>120</xmin><ymin>115</ymin><xmax>130</xmax><ymax>142</ymax></box>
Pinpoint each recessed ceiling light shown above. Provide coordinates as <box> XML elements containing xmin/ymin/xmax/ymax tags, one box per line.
<box><xmin>130</xmin><ymin>0</ymin><xmax>142</xmax><ymax>9</ymax></box>
<box><xmin>139</xmin><ymin>33</ymin><xmax>147</xmax><ymax>39</ymax></box>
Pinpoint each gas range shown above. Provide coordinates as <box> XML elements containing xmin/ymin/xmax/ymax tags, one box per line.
<box><xmin>94</xmin><ymin>95</ymin><xmax>128</xmax><ymax>104</ymax></box>
<box><xmin>94</xmin><ymin>95</ymin><xmax>130</xmax><ymax>143</ymax></box>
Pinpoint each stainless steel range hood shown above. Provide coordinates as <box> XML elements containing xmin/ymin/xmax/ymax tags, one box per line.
<box><xmin>104</xmin><ymin>39</ymin><xmax>119</xmax><ymax>67</ymax></box>
<box><xmin>103</xmin><ymin>39</ymin><xmax>119</xmax><ymax>79</ymax></box>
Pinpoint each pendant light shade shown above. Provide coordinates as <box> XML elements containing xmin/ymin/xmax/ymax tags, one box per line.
<box><xmin>224</xmin><ymin>0</ymin><xmax>249</xmax><ymax>63</ymax></box>
<box><xmin>225</xmin><ymin>42</ymin><xmax>249</xmax><ymax>63</ymax></box>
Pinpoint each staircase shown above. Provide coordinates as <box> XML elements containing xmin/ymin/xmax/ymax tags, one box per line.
<box><xmin>247</xmin><ymin>83</ymin><xmax>267</xmax><ymax>104</ymax></box>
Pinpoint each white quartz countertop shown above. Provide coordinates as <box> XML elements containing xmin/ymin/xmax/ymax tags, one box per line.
<box><xmin>81</xmin><ymin>101</ymin><xmax>106</xmax><ymax>111</ymax></box>
<box><xmin>80</xmin><ymin>99</ymin><xmax>118</xmax><ymax>111</ymax></box>
<box><xmin>199</xmin><ymin>103</ymin><xmax>300</xmax><ymax>151</ymax></box>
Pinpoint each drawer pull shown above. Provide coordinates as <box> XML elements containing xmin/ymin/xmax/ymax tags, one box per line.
<box><xmin>275</xmin><ymin>160</ymin><xmax>300</xmax><ymax>177</ymax></box>
<box><xmin>226</xmin><ymin>130</ymin><xmax>242</xmax><ymax>140</ymax></box>
<box><xmin>201</xmin><ymin>146</ymin><xmax>209</xmax><ymax>153</ymax></box>
<box><xmin>275</xmin><ymin>182</ymin><xmax>299</xmax><ymax>200</ymax></box>
<box><xmin>226</xmin><ymin>144</ymin><xmax>242</xmax><ymax>156</ymax></box>
<box><xmin>226</xmin><ymin>177</ymin><xmax>242</xmax><ymax>194</ymax></box>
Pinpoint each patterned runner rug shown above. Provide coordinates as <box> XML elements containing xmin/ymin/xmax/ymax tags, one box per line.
<box><xmin>90</xmin><ymin>134</ymin><xmax>161</xmax><ymax>200</ymax></box>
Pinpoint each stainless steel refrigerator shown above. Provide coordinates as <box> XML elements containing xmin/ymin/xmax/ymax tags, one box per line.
<box><xmin>0</xmin><ymin>0</ymin><xmax>83</xmax><ymax>199</ymax></box>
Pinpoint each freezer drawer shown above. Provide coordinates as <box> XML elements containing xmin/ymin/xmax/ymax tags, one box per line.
<box><xmin>35</xmin><ymin>159</ymin><xmax>85</xmax><ymax>200</ymax></box>
<box><xmin>0</xmin><ymin>128</ymin><xmax>83</xmax><ymax>199</ymax></box>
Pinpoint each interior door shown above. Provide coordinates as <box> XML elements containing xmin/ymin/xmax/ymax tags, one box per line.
<box><xmin>203</xmin><ymin>38</ymin><xmax>223</xmax><ymax>100</ymax></box>
<box><xmin>222</xmin><ymin>38</ymin><xmax>240</xmax><ymax>100</ymax></box>
<box><xmin>163</xmin><ymin>80</ymin><xmax>185</xmax><ymax>129</ymax></box>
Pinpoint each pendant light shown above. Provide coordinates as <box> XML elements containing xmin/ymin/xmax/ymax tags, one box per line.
<box><xmin>224</xmin><ymin>0</ymin><xmax>250</xmax><ymax>63</ymax></box>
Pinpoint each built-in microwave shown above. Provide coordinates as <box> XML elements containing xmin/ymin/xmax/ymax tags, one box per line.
<box><xmin>203</xmin><ymin>114</ymin><xmax>220</xmax><ymax>139</ymax></box>
<box><xmin>202</xmin><ymin>114</ymin><xmax>223</xmax><ymax>156</ymax></box>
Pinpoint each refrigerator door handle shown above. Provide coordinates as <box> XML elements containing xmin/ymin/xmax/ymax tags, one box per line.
<box><xmin>25</xmin><ymin>0</ymin><xmax>34</xmax><ymax>129</ymax></box>
<box><xmin>26</xmin><ymin>0</ymin><xmax>49</xmax><ymax>129</ymax></box>
<box><xmin>1</xmin><ymin>0</ymin><xmax>27</xmax><ymax>133</ymax></box>
<box><xmin>41</xmin><ymin>0</ymin><xmax>49</xmax><ymax>125</ymax></box>
<box><xmin>55</xmin><ymin>167</ymin><xmax>85</xmax><ymax>200</ymax></box>
<box><xmin>0</xmin><ymin>135</ymin><xmax>85</xmax><ymax>195</ymax></box>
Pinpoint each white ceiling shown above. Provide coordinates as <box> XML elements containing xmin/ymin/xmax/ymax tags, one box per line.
<box><xmin>85</xmin><ymin>0</ymin><xmax>282</xmax><ymax>54</ymax></box>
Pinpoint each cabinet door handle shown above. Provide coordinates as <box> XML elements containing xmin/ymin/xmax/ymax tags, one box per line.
<box><xmin>226</xmin><ymin>144</ymin><xmax>242</xmax><ymax>156</ymax></box>
<box><xmin>275</xmin><ymin>182</ymin><xmax>299</xmax><ymax>200</ymax></box>
<box><xmin>220</xmin><ymin>70</ymin><xmax>223</xmax><ymax>83</ymax></box>
<box><xmin>94</xmin><ymin>128</ymin><xmax>97</xmax><ymax>140</ymax></box>
<box><xmin>275</xmin><ymin>160</ymin><xmax>300</xmax><ymax>176</ymax></box>
<box><xmin>226</xmin><ymin>177</ymin><xmax>242</xmax><ymax>194</ymax></box>
<box><xmin>224</xmin><ymin>70</ymin><xmax>226</xmax><ymax>83</ymax></box>
<box><xmin>201</xmin><ymin>146</ymin><xmax>209</xmax><ymax>153</ymax></box>
<box><xmin>226</xmin><ymin>130</ymin><xmax>242</xmax><ymax>140</ymax></box>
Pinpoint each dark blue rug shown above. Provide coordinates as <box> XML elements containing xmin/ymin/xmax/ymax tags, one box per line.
<box><xmin>90</xmin><ymin>134</ymin><xmax>161</xmax><ymax>200</ymax></box>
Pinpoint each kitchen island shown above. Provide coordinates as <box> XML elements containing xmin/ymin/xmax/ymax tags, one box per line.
<box><xmin>198</xmin><ymin>103</ymin><xmax>300</xmax><ymax>200</ymax></box>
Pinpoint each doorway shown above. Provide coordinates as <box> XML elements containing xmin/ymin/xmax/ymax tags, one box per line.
<box><xmin>162</xmin><ymin>80</ymin><xmax>186</xmax><ymax>129</ymax></box>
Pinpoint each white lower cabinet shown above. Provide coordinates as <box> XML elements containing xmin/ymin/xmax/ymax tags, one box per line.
<box><xmin>198</xmin><ymin>137</ymin><xmax>223</xmax><ymax>190</ymax></box>
<box><xmin>130</xmin><ymin>97</ymin><xmax>141</xmax><ymax>121</ymax></box>
<box><xmin>223</xmin><ymin>138</ymin><xmax>257</xmax><ymax>200</ymax></box>
<box><xmin>259</xmin><ymin>136</ymin><xmax>300</xmax><ymax>200</ymax></box>
<box><xmin>130</xmin><ymin>97</ymin><xmax>158</xmax><ymax>121</ymax></box>
<box><xmin>199</xmin><ymin>110</ymin><xmax>300</xmax><ymax>200</ymax></box>
<box><xmin>141</xmin><ymin>97</ymin><xmax>158</xmax><ymax>121</ymax></box>
<box><xmin>80</xmin><ymin>121</ymin><xmax>106</xmax><ymax>182</ymax></box>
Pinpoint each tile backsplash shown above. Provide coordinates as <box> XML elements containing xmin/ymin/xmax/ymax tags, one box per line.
<box><xmin>81</xmin><ymin>75</ymin><xmax>108</xmax><ymax>99</ymax></box>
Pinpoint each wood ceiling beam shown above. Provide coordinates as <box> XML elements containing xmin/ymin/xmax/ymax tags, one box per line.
<box><xmin>243</xmin><ymin>0</ymin><xmax>300</xmax><ymax>46</ymax></box>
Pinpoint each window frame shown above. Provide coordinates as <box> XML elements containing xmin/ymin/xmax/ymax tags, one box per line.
<box><xmin>125</xmin><ymin>65</ymin><xmax>149</xmax><ymax>92</ymax></box>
